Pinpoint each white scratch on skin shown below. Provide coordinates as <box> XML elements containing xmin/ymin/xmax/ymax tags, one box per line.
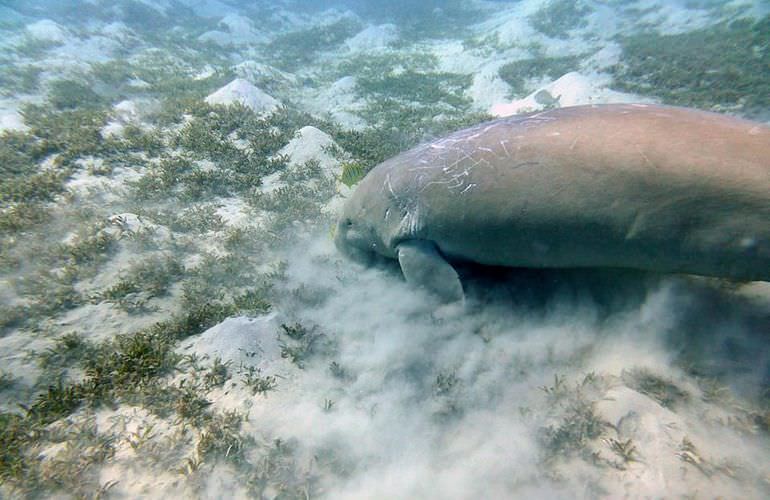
<box><xmin>409</xmin><ymin>164</ymin><xmax>434</xmax><ymax>173</ymax></box>
<box><xmin>420</xmin><ymin>179</ymin><xmax>452</xmax><ymax>191</ymax></box>
<box><xmin>407</xmin><ymin>117</ymin><xmax>552</xmax><ymax>196</ymax></box>
<box><xmin>400</xmin><ymin>212</ymin><xmax>410</xmax><ymax>231</ymax></box>
<box><xmin>384</xmin><ymin>208</ymin><xmax>391</xmax><ymax>221</ymax></box>
<box><xmin>448</xmin><ymin>179</ymin><xmax>463</xmax><ymax>190</ymax></box>
<box><xmin>500</xmin><ymin>140</ymin><xmax>511</xmax><ymax>157</ymax></box>
<box><xmin>635</xmin><ymin>144</ymin><xmax>655</xmax><ymax>168</ymax></box>
<box><xmin>385</xmin><ymin>173</ymin><xmax>395</xmax><ymax>196</ymax></box>
<box><xmin>481</xmin><ymin>124</ymin><xmax>498</xmax><ymax>135</ymax></box>
<box><xmin>399</xmin><ymin>206</ymin><xmax>422</xmax><ymax>236</ymax></box>
<box><xmin>443</xmin><ymin>152</ymin><xmax>472</xmax><ymax>172</ymax></box>
<box><xmin>570</xmin><ymin>138</ymin><xmax>578</xmax><ymax>150</ymax></box>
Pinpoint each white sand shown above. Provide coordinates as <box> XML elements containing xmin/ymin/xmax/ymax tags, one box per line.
<box><xmin>205</xmin><ymin>78</ymin><xmax>280</xmax><ymax>115</ymax></box>
<box><xmin>26</xmin><ymin>19</ymin><xmax>69</xmax><ymax>43</ymax></box>
<box><xmin>345</xmin><ymin>24</ymin><xmax>399</xmax><ymax>52</ymax></box>
<box><xmin>490</xmin><ymin>71</ymin><xmax>652</xmax><ymax>116</ymax></box>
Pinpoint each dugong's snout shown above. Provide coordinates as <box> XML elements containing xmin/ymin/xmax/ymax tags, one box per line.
<box><xmin>334</xmin><ymin>216</ymin><xmax>376</xmax><ymax>266</ymax></box>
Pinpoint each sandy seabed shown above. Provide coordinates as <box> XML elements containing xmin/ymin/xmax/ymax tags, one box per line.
<box><xmin>0</xmin><ymin>0</ymin><xmax>768</xmax><ymax>498</ymax></box>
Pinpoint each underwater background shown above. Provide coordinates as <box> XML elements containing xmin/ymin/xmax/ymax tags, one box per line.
<box><xmin>0</xmin><ymin>0</ymin><xmax>768</xmax><ymax>498</ymax></box>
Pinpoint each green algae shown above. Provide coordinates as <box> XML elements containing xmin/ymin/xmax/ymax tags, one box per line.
<box><xmin>0</xmin><ymin>64</ymin><xmax>42</xmax><ymax>96</ymax></box>
<box><xmin>623</xmin><ymin>368</ymin><xmax>691</xmax><ymax>409</ymax></box>
<box><xmin>19</xmin><ymin>104</ymin><xmax>110</xmax><ymax>164</ymax></box>
<box><xmin>11</xmin><ymin>36</ymin><xmax>62</xmax><ymax>59</ymax></box>
<box><xmin>336</xmin><ymin>51</ymin><xmax>439</xmax><ymax>80</ymax></box>
<box><xmin>337</xmin><ymin>52</ymin><xmax>469</xmax><ymax>107</ymax></box>
<box><xmin>47</xmin><ymin>79</ymin><xmax>105</xmax><ymax>110</ymax></box>
<box><xmin>0</xmin><ymin>12</ymin><xmax>386</xmax><ymax>500</ymax></box>
<box><xmin>99</xmin><ymin>255</ymin><xmax>184</xmax><ymax>311</ymax></box>
<box><xmin>331</xmin><ymin>109</ymin><xmax>491</xmax><ymax>186</ymax></box>
<box><xmin>498</xmin><ymin>55</ymin><xmax>583</xmax><ymax>96</ymax></box>
<box><xmin>267</xmin><ymin>17</ymin><xmax>364</xmax><ymax>71</ymax></box>
<box><xmin>90</xmin><ymin>50</ymin><xmax>233</xmax><ymax>106</ymax></box>
<box><xmin>612</xmin><ymin>16</ymin><xmax>770</xmax><ymax>112</ymax></box>
<box><xmin>0</xmin><ymin>299</ymin><xmax>251</xmax><ymax>495</ymax></box>
<box><xmin>530</xmin><ymin>0</ymin><xmax>593</xmax><ymax>39</ymax></box>
<box><xmin>358</xmin><ymin>0</ymin><xmax>484</xmax><ymax>42</ymax></box>
<box><xmin>358</xmin><ymin>70</ymin><xmax>472</xmax><ymax>107</ymax></box>
<box><xmin>331</xmin><ymin>51</ymin><xmax>485</xmax><ymax>177</ymax></box>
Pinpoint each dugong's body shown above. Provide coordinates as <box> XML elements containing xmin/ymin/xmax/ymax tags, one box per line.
<box><xmin>335</xmin><ymin>104</ymin><xmax>770</xmax><ymax>303</ymax></box>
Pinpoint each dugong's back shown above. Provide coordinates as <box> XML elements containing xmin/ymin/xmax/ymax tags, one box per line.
<box><xmin>376</xmin><ymin>104</ymin><xmax>770</xmax><ymax>281</ymax></box>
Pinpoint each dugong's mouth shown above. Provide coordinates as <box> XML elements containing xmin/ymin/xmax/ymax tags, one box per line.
<box><xmin>334</xmin><ymin>218</ymin><xmax>376</xmax><ymax>266</ymax></box>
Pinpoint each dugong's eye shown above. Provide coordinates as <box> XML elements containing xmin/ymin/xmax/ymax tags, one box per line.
<box><xmin>345</xmin><ymin>218</ymin><xmax>353</xmax><ymax>227</ymax></box>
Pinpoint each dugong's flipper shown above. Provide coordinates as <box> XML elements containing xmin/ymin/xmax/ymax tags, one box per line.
<box><xmin>397</xmin><ymin>240</ymin><xmax>464</xmax><ymax>303</ymax></box>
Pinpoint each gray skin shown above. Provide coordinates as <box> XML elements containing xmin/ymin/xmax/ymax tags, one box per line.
<box><xmin>335</xmin><ymin>104</ymin><xmax>770</xmax><ymax>303</ymax></box>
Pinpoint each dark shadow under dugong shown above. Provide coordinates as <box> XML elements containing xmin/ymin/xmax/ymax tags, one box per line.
<box><xmin>335</xmin><ymin>104</ymin><xmax>770</xmax><ymax>304</ymax></box>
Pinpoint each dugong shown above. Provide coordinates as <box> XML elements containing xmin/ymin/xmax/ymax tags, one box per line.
<box><xmin>335</xmin><ymin>104</ymin><xmax>770</xmax><ymax>303</ymax></box>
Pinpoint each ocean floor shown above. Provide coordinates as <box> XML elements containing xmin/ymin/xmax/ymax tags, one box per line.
<box><xmin>0</xmin><ymin>0</ymin><xmax>769</xmax><ymax>498</ymax></box>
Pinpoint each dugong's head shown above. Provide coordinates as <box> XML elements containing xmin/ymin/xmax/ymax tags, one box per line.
<box><xmin>334</xmin><ymin>164</ymin><xmax>400</xmax><ymax>265</ymax></box>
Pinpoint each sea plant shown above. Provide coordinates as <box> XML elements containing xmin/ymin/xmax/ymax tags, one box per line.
<box><xmin>196</xmin><ymin>410</ymin><xmax>250</xmax><ymax>464</ymax></box>
<box><xmin>47</xmin><ymin>79</ymin><xmax>105</xmax><ymax>110</ymax></box>
<box><xmin>357</xmin><ymin>70</ymin><xmax>472</xmax><ymax>107</ymax></box>
<box><xmin>0</xmin><ymin>64</ymin><xmax>42</xmax><ymax>96</ymax></box>
<box><xmin>98</xmin><ymin>254</ymin><xmax>184</xmax><ymax>310</ymax></box>
<box><xmin>529</xmin><ymin>0</ymin><xmax>592</xmax><ymax>39</ymax></box>
<box><xmin>622</xmin><ymin>368</ymin><xmax>690</xmax><ymax>409</ymax></box>
<box><xmin>612</xmin><ymin>16</ymin><xmax>770</xmax><ymax>112</ymax></box>
<box><xmin>498</xmin><ymin>55</ymin><xmax>582</xmax><ymax>96</ymax></box>
<box><xmin>278</xmin><ymin>323</ymin><xmax>332</xmax><ymax>369</ymax></box>
<box><xmin>605</xmin><ymin>437</ymin><xmax>639</xmax><ymax>468</ymax></box>
<box><xmin>267</xmin><ymin>17</ymin><xmax>364</xmax><ymax>71</ymax></box>
<box><xmin>241</xmin><ymin>366</ymin><xmax>278</xmax><ymax>395</ymax></box>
